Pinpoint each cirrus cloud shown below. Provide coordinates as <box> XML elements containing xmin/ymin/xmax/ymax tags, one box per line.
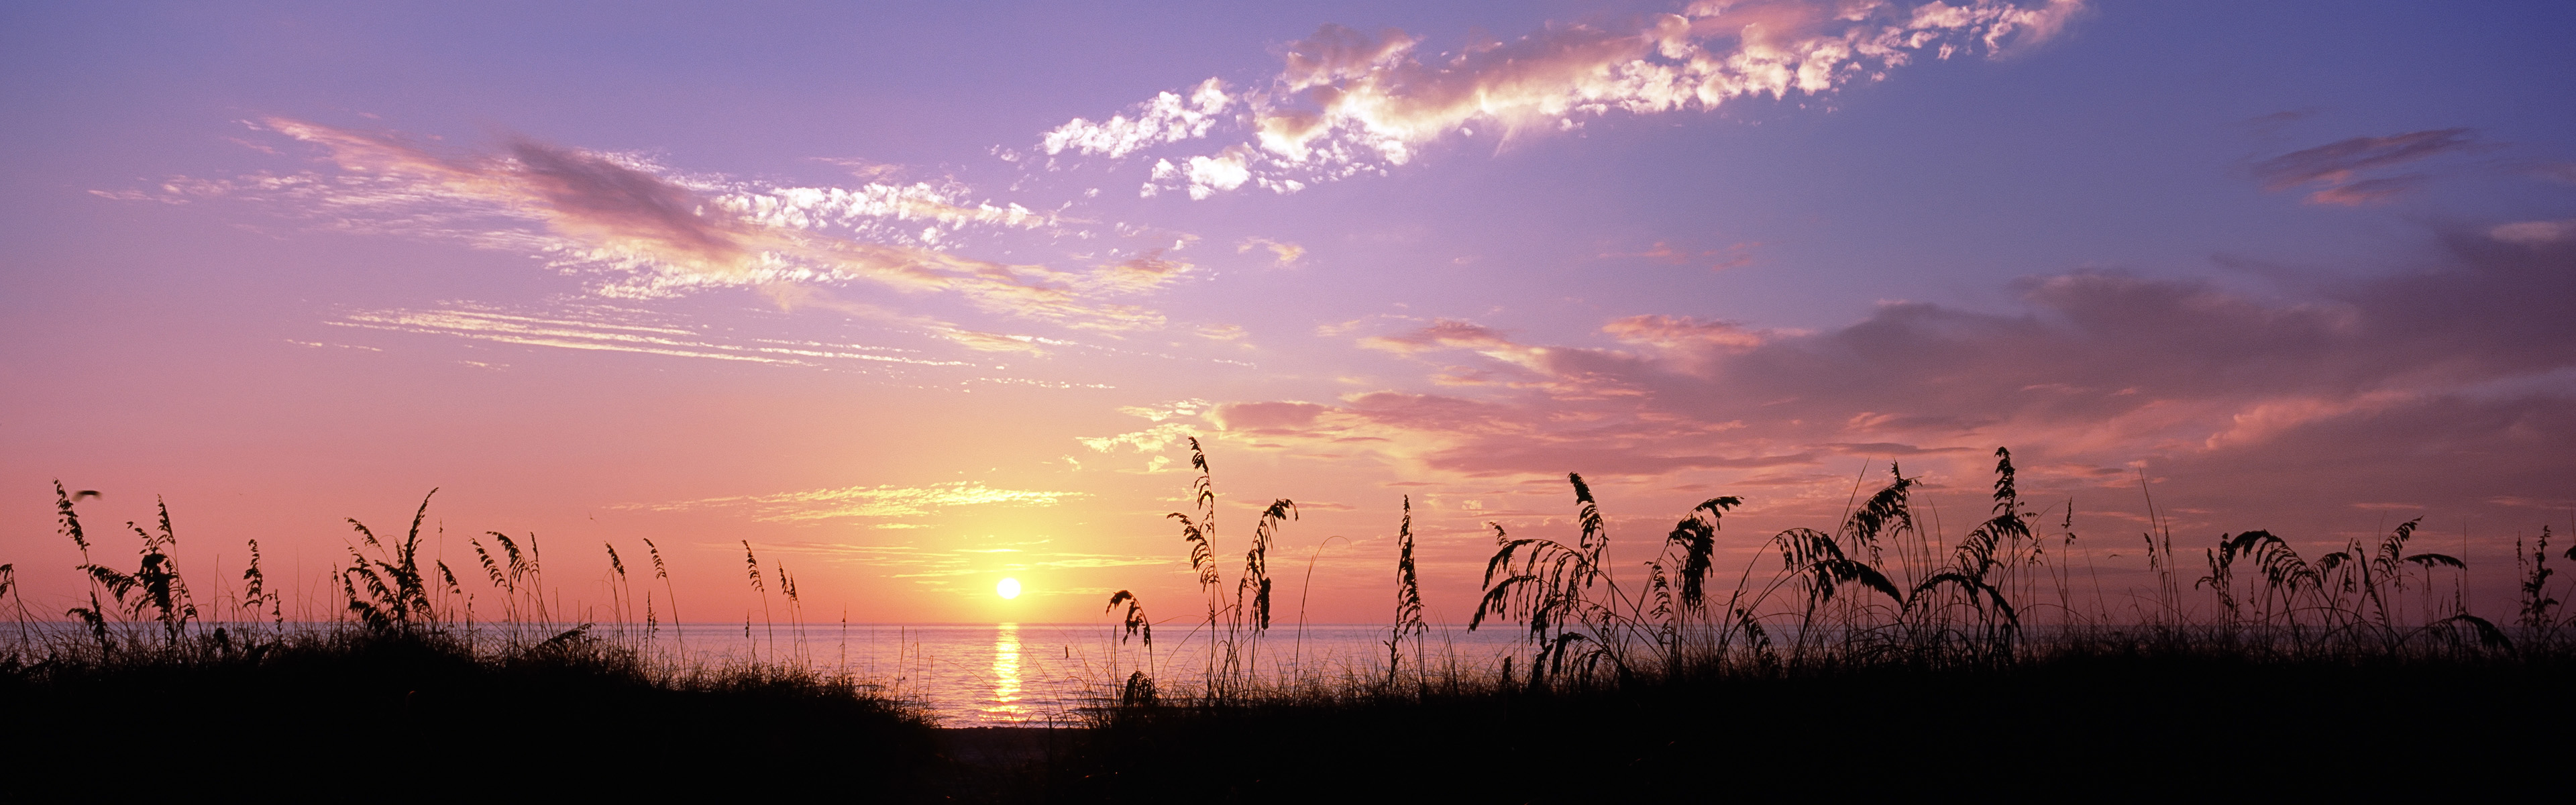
<box><xmin>106</xmin><ymin>119</ymin><xmax>1203</xmax><ymax>352</ymax></box>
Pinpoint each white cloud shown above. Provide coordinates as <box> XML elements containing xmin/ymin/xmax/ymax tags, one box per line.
<box><xmin>1046</xmin><ymin>1</ymin><xmax>2086</xmax><ymax>199</ymax></box>
<box><xmin>1040</xmin><ymin>78</ymin><xmax>1234</xmax><ymax>158</ymax></box>
<box><xmin>1238</xmin><ymin>237</ymin><xmax>1305</xmax><ymax>266</ymax></box>
<box><xmin>1183</xmin><ymin>147</ymin><xmax>1253</xmax><ymax>199</ymax></box>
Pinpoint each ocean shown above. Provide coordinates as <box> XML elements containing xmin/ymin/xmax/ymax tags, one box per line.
<box><xmin>648</xmin><ymin>621</ymin><xmax>1529</xmax><ymax>726</ymax></box>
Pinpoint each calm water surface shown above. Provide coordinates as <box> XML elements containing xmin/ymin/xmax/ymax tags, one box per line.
<box><xmin>649</xmin><ymin>622</ymin><xmax>1528</xmax><ymax>726</ymax></box>
<box><xmin>21</xmin><ymin>620</ymin><xmax>1531</xmax><ymax>726</ymax></box>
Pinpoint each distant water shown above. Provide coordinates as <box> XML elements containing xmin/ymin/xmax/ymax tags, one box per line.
<box><xmin>13</xmin><ymin>620</ymin><xmax>1531</xmax><ymax>726</ymax></box>
<box><xmin>647</xmin><ymin>622</ymin><xmax>1529</xmax><ymax>726</ymax></box>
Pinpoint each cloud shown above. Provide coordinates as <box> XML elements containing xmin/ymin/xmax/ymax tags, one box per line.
<box><xmin>624</xmin><ymin>482</ymin><xmax>1084</xmax><ymax>523</ymax></box>
<box><xmin>1209</xmin><ymin>401</ymin><xmax>1332</xmax><ymax>431</ymax></box>
<box><xmin>1078</xmin><ymin>422</ymin><xmax>1198</xmax><ymax>455</ymax></box>
<box><xmin>1599</xmin><ymin>240</ymin><xmax>1757</xmax><ymax>269</ymax></box>
<box><xmin>318</xmin><ymin>301</ymin><xmax>1126</xmax><ymax>377</ymax></box>
<box><xmin>121</xmin><ymin>119</ymin><xmax>1181</xmax><ymax>343</ymax></box>
<box><xmin>2251</xmin><ymin>128</ymin><xmax>2483</xmax><ymax>205</ymax></box>
<box><xmin>1072</xmin><ymin>1</ymin><xmax>2085</xmax><ymax>198</ymax></box>
<box><xmin>2303</xmin><ymin>174</ymin><xmax>2424</xmax><ymax>206</ymax></box>
<box><xmin>1237</xmin><ymin>237</ymin><xmax>1306</xmax><ymax>266</ymax></box>
<box><xmin>1362</xmin><ymin>319</ymin><xmax>1552</xmax><ymax>370</ymax></box>
<box><xmin>751</xmin><ymin>282</ymin><xmax>1053</xmax><ymax>354</ymax></box>
<box><xmin>329</xmin><ymin>303</ymin><xmax>980</xmax><ymax>368</ymax></box>
<box><xmin>1041</xmin><ymin>78</ymin><xmax>1234</xmax><ymax>159</ymax></box>
<box><xmin>740</xmin><ymin>540</ymin><xmax>1168</xmax><ymax>584</ymax></box>
<box><xmin>1148</xmin><ymin>146</ymin><xmax>1256</xmax><ymax>199</ymax></box>
<box><xmin>1144</xmin><ymin>225</ymin><xmax>2576</xmax><ymax>524</ymax></box>
<box><xmin>2491</xmin><ymin>219</ymin><xmax>2576</xmax><ymax>244</ymax></box>
<box><xmin>1819</xmin><ymin>442</ymin><xmax>1980</xmax><ymax>456</ymax></box>
<box><xmin>2250</xmin><ymin>129</ymin><xmax>2479</xmax><ymax>190</ymax></box>
<box><xmin>1082</xmin><ymin>250</ymin><xmax>1198</xmax><ymax>295</ymax></box>
<box><xmin>1602</xmin><ymin>313</ymin><xmax>1768</xmax><ymax>353</ymax></box>
<box><xmin>2527</xmin><ymin>162</ymin><xmax>2576</xmax><ymax>185</ymax></box>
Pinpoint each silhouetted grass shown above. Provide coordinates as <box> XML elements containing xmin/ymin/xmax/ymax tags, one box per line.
<box><xmin>5</xmin><ymin>485</ymin><xmax>947</xmax><ymax>799</ymax></box>
<box><xmin>1049</xmin><ymin>444</ymin><xmax>2575</xmax><ymax>802</ymax></box>
<box><xmin>15</xmin><ymin>454</ymin><xmax>2576</xmax><ymax>802</ymax></box>
<box><xmin>0</xmin><ymin>625</ymin><xmax>941</xmax><ymax>798</ymax></box>
<box><xmin>1050</xmin><ymin>645</ymin><xmax>2575</xmax><ymax>802</ymax></box>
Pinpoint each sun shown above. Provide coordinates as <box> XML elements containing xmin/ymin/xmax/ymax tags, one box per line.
<box><xmin>996</xmin><ymin>577</ymin><xmax>1021</xmax><ymax>599</ymax></box>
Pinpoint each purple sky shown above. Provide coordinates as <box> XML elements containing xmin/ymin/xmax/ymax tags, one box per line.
<box><xmin>4</xmin><ymin>1</ymin><xmax>2573</xmax><ymax>624</ymax></box>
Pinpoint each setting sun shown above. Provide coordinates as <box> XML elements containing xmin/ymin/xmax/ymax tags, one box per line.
<box><xmin>995</xmin><ymin>578</ymin><xmax>1021</xmax><ymax>599</ymax></box>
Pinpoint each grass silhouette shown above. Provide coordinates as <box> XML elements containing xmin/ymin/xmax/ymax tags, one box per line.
<box><xmin>5</xmin><ymin>484</ymin><xmax>935</xmax><ymax>798</ymax></box>
<box><xmin>1058</xmin><ymin>444</ymin><xmax>2573</xmax><ymax>801</ymax></box>
<box><xmin>9</xmin><ymin>449</ymin><xmax>2575</xmax><ymax>801</ymax></box>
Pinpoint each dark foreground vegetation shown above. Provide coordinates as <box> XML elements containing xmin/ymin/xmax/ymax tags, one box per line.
<box><xmin>0</xmin><ymin>629</ymin><xmax>938</xmax><ymax>798</ymax></box>
<box><xmin>1044</xmin><ymin>442</ymin><xmax>2576</xmax><ymax>802</ymax></box>
<box><xmin>1053</xmin><ymin>649</ymin><xmax>2576</xmax><ymax>802</ymax></box>
<box><xmin>11</xmin><ymin>447</ymin><xmax>2576</xmax><ymax>801</ymax></box>
<box><xmin>5</xmin><ymin>630</ymin><xmax>2566</xmax><ymax>802</ymax></box>
<box><xmin>2</xmin><ymin>485</ymin><xmax>941</xmax><ymax>798</ymax></box>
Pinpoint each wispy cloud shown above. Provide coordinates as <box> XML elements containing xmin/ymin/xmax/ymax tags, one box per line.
<box><xmin>1599</xmin><ymin>240</ymin><xmax>1761</xmax><ymax>270</ymax></box>
<box><xmin>1045</xmin><ymin>1</ymin><xmax>2084</xmax><ymax>198</ymax></box>
<box><xmin>2302</xmin><ymin>174</ymin><xmax>2424</xmax><ymax>207</ymax></box>
<box><xmin>328</xmin><ymin>303</ymin><xmax>977</xmax><ymax>370</ymax></box>
<box><xmin>2491</xmin><ymin>219</ymin><xmax>2576</xmax><ymax>244</ymax></box>
<box><xmin>1237</xmin><ymin>237</ymin><xmax>1305</xmax><ymax>266</ymax></box>
<box><xmin>105</xmin><ymin>119</ymin><xmax>1199</xmax><ymax>346</ymax></box>
<box><xmin>627</xmin><ymin>481</ymin><xmax>1085</xmax><ymax>523</ymax></box>
<box><xmin>2250</xmin><ymin>128</ymin><xmax>2482</xmax><ymax>205</ymax></box>
<box><xmin>712</xmin><ymin>540</ymin><xmax>1169</xmax><ymax>592</ymax></box>
<box><xmin>1362</xmin><ymin>319</ymin><xmax>1553</xmax><ymax>370</ymax></box>
<box><xmin>2528</xmin><ymin>162</ymin><xmax>2576</xmax><ymax>185</ymax></box>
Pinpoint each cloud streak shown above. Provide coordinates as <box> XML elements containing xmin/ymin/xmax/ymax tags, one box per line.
<box><xmin>2251</xmin><ymin>128</ymin><xmax>2483</xmax><ymax>205</ymax></box>
<box><xmin>328</xmin><ymin>303</ymin><xmax>978</xmax><ymax>370</ymax></box>
<box><xmin>119</xmin><ymin>119</ymin><xmax>1202</xmax><ymax>350</ymax></box>
<box><xmin>627</xmin><ymin>482</ymin><xmax>1085</xmax><ymax>523</ymax></box>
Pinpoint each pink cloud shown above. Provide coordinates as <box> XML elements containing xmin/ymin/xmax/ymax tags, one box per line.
<box><xmin>1209</xmin><ymin>401</ymin><xmax>1331</xmax><ymax>432</ymax></box>
<box><xmin>128</xmin><ymin>119</ymin><xmax>1201</xmax><ymax>350</ymax></box>
<box><xmin>1599</xmin><ymin>241</ymin><xmax>1763</xmax><ymax>270</ymax></box>
<box><xmin>2251</xmin><ymin>128</ymin><xmax>2479</xmax><ymax>191</ymax></box>
<box><xmin>2527</xmin><ymin>162</ymin><xmax>2576</xmax><ymax>185</ymax></box>
<box><xmin>2304</xmin><ymin>174</ymin><xmax>2424</xmax><ymax>206</ymax></box>
<box><xmin>2252</xmin><ymin>128</ymin><xmax>2485</xmax><ymax>206</ymax></box>
<box><xmin>1163</xmin><ymin>227</ymin><xmax>2575</xmax><ymax>533</ymax></box>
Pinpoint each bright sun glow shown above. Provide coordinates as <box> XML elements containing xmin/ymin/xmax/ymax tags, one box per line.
<box><xmin>996</xmin><ymin>577</ymin><xmax>1021</xmax><ymax>599</ymax></box>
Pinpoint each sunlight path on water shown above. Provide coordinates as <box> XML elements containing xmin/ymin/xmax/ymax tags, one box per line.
<box><xmin>985</xmin><ymin>623</ymin><xmax>1024</xmax><ymax>720</ymax></box>
<box><xmin>631</xmin><ymin>622</ymin><xmax>1523</xmax><ymax>725</ymax></box>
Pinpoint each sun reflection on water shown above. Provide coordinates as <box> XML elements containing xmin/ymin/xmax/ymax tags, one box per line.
<box><xmin>983</xmin><ymin>623</ymin><xmax>1024</xmax><ymax>720</ymax></box>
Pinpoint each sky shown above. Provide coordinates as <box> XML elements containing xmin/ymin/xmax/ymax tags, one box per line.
<box><xmin>3</xmin><ymin>0</ymin><xmax>2573</xmax><ymax>627</ymax></box>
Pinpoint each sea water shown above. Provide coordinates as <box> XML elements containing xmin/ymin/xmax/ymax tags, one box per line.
<box><xmin>11</xmin><ymin>620</ymin><xmax>1532</xmax><ymax>726</ymax></box>
<box><xmin>649</xmin><ymin>621</ymin><xmax>1528</xmax><ymax>726</ymax></box>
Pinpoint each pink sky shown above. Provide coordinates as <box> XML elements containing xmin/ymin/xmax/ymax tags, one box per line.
<box><xmin>4</xmin><ymin>1</ymin><xmax>2573</xmax><ymax>626</ymax></box>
